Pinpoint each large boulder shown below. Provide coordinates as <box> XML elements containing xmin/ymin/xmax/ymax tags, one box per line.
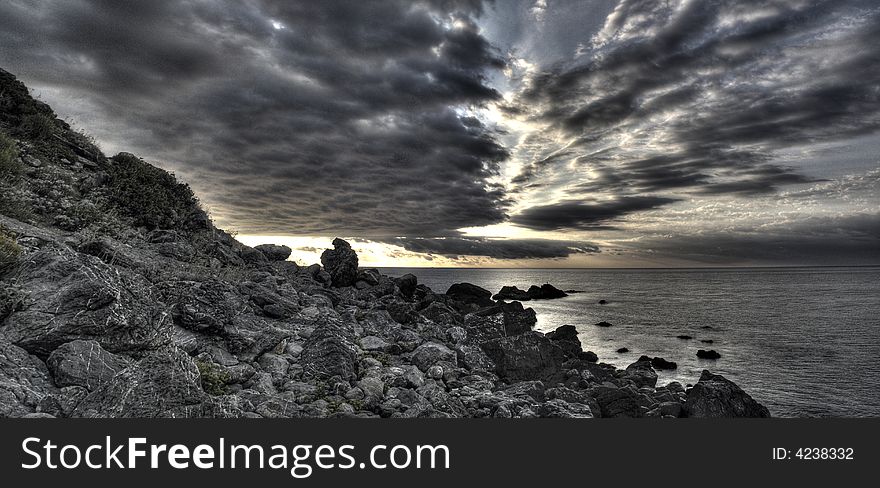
<box><xmin>411</xmin><ymin>342</ymin><xmax>457</xmax><ymax>372</ymax></box>
<box><xmin>684</xmin><ymin>370</ymin><xmax>771</xmax><ymax>418</ymax></box>
<box><xmin>1</xmin><ymin>248</ymin><xmax>171</xmax><ymax>357</ymax></box>
<box><xmin>623</xmin><ymin>357</ymin><xmax>658</xmax><ymax>388</ymax></box>
<box><xmin>481</xmin><ymin>331</ymin><xmax>566</xmax><ymax>382</ymax></box>
<box><xmin>590</xmin><ymin>385</ymin><xmax>645</xmax><ymax>418</ymax></box>
<box><xmin>445</xmin><ymin>283</ymin><xmax>494</xmax><ymax>310</ymax></box>
<box><xmin>300</xmin><ymin>318</ymin><xmax>360</xmax><ymax>381</ymax></box>
<box><xmin>1</xmin><ymin>341</ymin><xmax>57</xmax><ymax>417</ymax></box>
<box><xmin>396</xmin><ymin>274</ymin><xmax>418</xmax><ymax>299</ymax></box>
<box><xmin>545</xmin><ymin>325</ymin><xmax>582</xmax><ymax>358</ymax></box>
<box><xmin>526</xmin><ymin>284</ymin><xmax>567</xmax><ymax>300</ymax></box>
<box><xmin>492</xmin><ymin>286</ymin><xmax>532</xmax><ymax>301</ymax></box>
<box><xmin>464</xmin><ymin>301</ymin><xmax>537</xmax><ymax>339</ymax></box>
<box><xmin>320</xmin><ymin>238</ymin><xmax>359</xmax><ymax>287</ymax></box>
<box><xmin>254</xmin><ymin>244</ymin><xmax>292</xmax><ymax>262</ymax></box>
<box><xmin>72</xmin><ymin>348</ymin><xmax>205</xmax><ymax>418</ymax></box>
<box><xmin>46</xmin><ymin>340</ymin><xmax>129</xmax><ymax>391</ymax></box>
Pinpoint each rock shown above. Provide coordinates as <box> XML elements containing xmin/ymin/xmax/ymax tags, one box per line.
<box><xmin>595</xmin><ymin>321</ymin><xmax>613</xmax><ymax>327</ymax></box>
<box><xmin>579</xmin><ymin>351</ymin><xmax>598</xmax><ymax>362</ymax></box>
<box><xmin>526</xmin><ymin>284</ymin><xmax>567</xmax><ymax>300</ymax></box>
<box><xmin>356</xmin><ymin>268</ymin><xmax>381</xmax><ymax>286</ymax></box>
<box><xmin>396</xmin><ymin>274</ymin><xmax>418</xmax><ymax>298</ymax></box>
<box><xmin>676</xmin><ymin>335</ymin><xmax>693</xmax><ymax>340</ymax></box>
<box><xmin>590</xmin><ymin>386</ymin><xmax>644</xmax><ymax>418</ymax></box>
<box><xmin>684</xmin><ymin>370</ymin><xmax>771</xmax><ymax>418</ymax></box>
<box><xmin>697</xmin><ymin>349</ymin><xmax>721</xmax><ymax>360</ymax></box>
<box><xmin>239</xmin><ymin>246</ymin><xmax>267</xmax><ymax>265</ymax></box>
<box><xmin>445</xmin><ymin>282</ymin><xmax>494</xmax><ymax>310</ymax></box>
<box><xmin>72</xmin><ymin>348</ymin><xmax>204</xmax><ymax>418</ymax></box>
<box><xmin>427</xmin><ymin>365</ymin><xmax>444</xmax><ymax>380</ymax></box>
<box><xmin>535</xmin><ymin>399</ymin><xmax>593</xmax><ymax>418</ymax></box>
<box><xmin>411</xmin><ymin>342</ymin><xmax>456</xmax><ymax>372</ymax></box>
<box><xmin>650</xmin><ymin>356</ymin><xmax>678</xmax><ymax>370</ymax></box>
<box><xmin>1</xmin><ymin>341</ymin><xmax>57</xmax><ymax>417</ymax></box>
<box><xmin>356</xmin><ymin>377</ymin><xmax>385</xmax><ymax>409</ymax></box>
<box><xmin>659</xmin><ymin>401</ymin><xmax>683</xmax><ymax>417</ymax></box>
<box><xmin>598</xmin><ymin>299</ymin><xmax>608</xmax><ymax>304</ymax></box>
<box><xmin>301</xmin><ymin>318</ymin><xmax>360</xmax><ymax>381</ymax></box>
<box><xmin>46</xmin><ymin>340</ymin><xmax>129</xmax><ymax>391</ymax></box>
<box><xmin>616</xmin><ymin>347</ymin><xmax>629</xmax><ymax>353</ymax></box>
<box><xmin>465</xmin><ymin>301</ymin><xmax>537</xmax><ymax>338</ymax></box>
<box><xmin>623</xmin><ymin>358</ymin><xmax>658</xmax><ymax>388</ymax></box>
<box><xmin>492</xmin><ymin>286</ymin><xmax>532</xmax><ymax>301</ymax></box>
<box><xmin>254</xmin><ymin>244</ymin><xmax>292</xmax><ymax>262</ymax></box>
<box><xmin>320</xmin><ymin>238</ymin><xmax>359</xmax><ymax>287</ymax></box>
<box><xmin>2</xmin><ymin>248</ymin><xmax>170</xmax><ymax>357</ymax></box>
<box><xmin>700</xmin><ymin>339</ymin><xmax>715</xmax><ymax>344</ymax></box>
<box><xmin>545</xmin><ymin>325</ymin><xmax>582</xmax><ymax>358</ymax></box>
<box><xmin>359</xmin><ymin>336</ymin><xmax>390</xmax><ymax>352</ymax></box>
<box><xmin>481</xmin><ymin>331</ymin><xmax>566</xmax><ymax>382</ymax></box>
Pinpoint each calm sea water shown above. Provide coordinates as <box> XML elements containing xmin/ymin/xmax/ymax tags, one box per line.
<box><xmin>379</xmin><ymin>266</ymin><xmax>880</xmax><ymax>417</ymax></box>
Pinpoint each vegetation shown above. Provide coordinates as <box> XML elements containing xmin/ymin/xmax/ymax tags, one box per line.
<box><xmin>16</xmin><ymin>113</ymin><xmax>55</xmax><ymax>141</ymax></box>
<box><xmin>0</xmin><ymin>225</ymin><xmax>21</xmax><ymax>273</ymax></box>
<box><xmin>107</xmin><ymin>152</ymin><xmax>202</xmax><ymax>230</ymax></box>
<box><xmin>195</xmin><ymin>359</ymin><xmax>230</xmax><ymax>396</ymax></box>
<box><xmin>0</xmin><ymin>132</ymin><xmax>20</xmax><ymax>176</ymax></box>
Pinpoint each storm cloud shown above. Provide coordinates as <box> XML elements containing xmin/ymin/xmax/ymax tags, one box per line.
<box><xmin>511</xmin><ymin>196</ymin><xmax>677</xmax><ymax>231</ymax></box>
<box><xmin>381</xmin><ymin>236</ymin><xmax>599</xmax><ymax>259</ymax></box>
<box><xmin>0</xmin><ymin>0</ymin><xmax>509</xmax><ymax>236</ymax></box>
<box><xmin>510</xmin><ymin>0</ymin><xmax>880</xmax><ymax>213</ymax></box>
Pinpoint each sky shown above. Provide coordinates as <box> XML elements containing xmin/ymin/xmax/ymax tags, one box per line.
<box><xmin>1</xmin><ymin>0</ymin><xmax>878</xmax><ymax>267</ymax></box>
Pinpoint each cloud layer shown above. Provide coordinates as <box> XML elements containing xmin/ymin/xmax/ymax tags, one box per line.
<box><xmin>0</xmin><ymin>0</ymin><xmax>509</xmax><ymax>236</ymax></box>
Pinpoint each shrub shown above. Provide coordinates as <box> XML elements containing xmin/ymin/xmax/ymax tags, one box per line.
<box><xmin>195</xmin><ymin>359</ymin><xmax>230</xmax><ymax>396</ymax></box>
<box><xmin>0</xmin><ymin>226</ymin><xmax>21</xmax><ymax>273</ymax></box>
<box><xmin>0</xmin><ymin>132</ymin><xmax>20</xmax><ymax>176</ymax></box>
<box><xmin>107</xmin><ymin>152</ymin><xmax>201</xmax><ymax>230</ymax></box>
<box><xmin>16</xmin><ymin>113</ymin><xmax>55</xmax><ymax>140</ymax></box>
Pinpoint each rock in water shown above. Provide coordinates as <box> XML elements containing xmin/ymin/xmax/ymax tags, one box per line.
<box><xmin>492</xmin><ymin>286</ymin><xmax>532</xmax><ymax>301</ymax></box>
<box><xmin>624</xmin><ymin>357</ymin><xmax>658</xmax><ymax>388</ymax></box>
<box><xmin>595</xmin><ymin>321</ymin><xmax>613</xmax><ymax>327</ymax></box>
<box><xmin>684</xmin><ymin>370</ymin><xmax>771</xmax><ymax>418</ymax></box>
<box><xmin>254</xmin><ymin>244</ymin><xmax>292</xmax><ymax>262</ymax></box>
<box><xmin>526</xmin><ymin>284</ymin><xmax>568</xmax><ymax>300</ymax></box>
<box><xmin>697</xmin><ymin>349</ymin><xmax>721</xmax><ymax>359</ymax></box>
<box><xmin>650</xmin><ymin>356</ymin><xmax>678</xmax><ymax>370</ymax></box>
<box><xmin>546</xmin><ymin>324</ymin><xmax>582</xmax><ymax>358</ymax></box>
<box><xmin>320</xmin><ymin>238</ymin><xmax>359</xmax><ymax>287</ymax></box>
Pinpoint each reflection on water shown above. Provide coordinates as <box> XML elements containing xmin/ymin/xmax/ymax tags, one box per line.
<box><xmin>379</xmin><ymin>266</ymin><xmax>880</xmax><ymax>417</ymax></box>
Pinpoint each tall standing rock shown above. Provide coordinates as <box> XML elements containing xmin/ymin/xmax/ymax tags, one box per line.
<box><xmin>320</xmin><ymin>238</ymin><xmax>359</xmax><ymax>288</ymax></box>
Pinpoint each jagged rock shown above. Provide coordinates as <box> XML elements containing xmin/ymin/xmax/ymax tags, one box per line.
<box><xmin>492</xmin><ymin>286</ymin><xmax>531</xmax><ymax>301</ymax></box>
<box><xmin>481</xmin><ymin>331</ymin><xmax>566</xmax><ymax>382</ymax></box>
<box><xmin>590</xmin><ymin>385</ymin><xmax>645</xmax><ymax>418</ymax></box>
<box><xmin>650</xmin><ymin>356</ymin><xmax>678</xmax><ymax>370</ymax></box>
<box><xmin>464</xmin><ymin>301</ymin><xmax>536</xmax><ymax>339</ymax></box>
<box><xmin>624</xmin><ymin>357</ymin><xmax>658</xmax><ymax>388</ymax></box>
<box><xmin>320</xmin><ymin>238</ymin><xmax>359</xmax><ymax>287</ymax></box>
<box><xmin>684</xmin><ymin>371</ymin><xmax>771</xmax><ymax>418</ymax></box>
<box><xmin>526</xmin><ymin>284</ymin><xmax>567</xmax><ymax>300</ymax></box>
<box><xmin>420</xmin><ymin>301</ymin><xmax>462</xmax><ymax>325</ymax></box>
<box><xmin>396</xmin><ymin>273</ymin><xmax>418</xmax><ymax>298</ymax></box>
<box><xmin>356</xmin><ymin>268</ymin><xmax>381</xmax><ymax>286</ymax></box>
<box><xmin>546</xmin><ymin>324</ymin><xmax>582</xmax><ymax>358</ymax></box>
<box><xmin>697</xmin><ymin>349</ymin><xmax>721</xmax><ymax>359</ymax></box>
<box><xmin>46</xmin><ymin>340</ymin><xmax>129</xmax><ymax>391</ymax></box>
<box><xmin>412</xmin><ymin>342</ymin><xmax>457</xmax><ymax>372</ymax></box>
<box><xmin>1</xmin><ymin>248</ymin><xmax>171</xmax><ymax>357</ymax></box>
<box><xmin>254</xmin><ymin>244</ymin><xmax>292</xmax><ymax>262</ymax></box>
<box><xmin>445</xmin><ymin>282</ymin><xmax>494</xmax><ymax>310</ymax></box>
<box><xmin>301</xmin><ymin>318</ymin><xmax>360</xmax><ymax>381</ymax></box>
<box><xmin>1</xmin><ymin>341</ymin><xmax>57</xmax><ymax>417</ymax></box>
<box><xmin>72</xmin><ymin>348</ymin><xmax>204</xmax><ymax>418</ymax></box>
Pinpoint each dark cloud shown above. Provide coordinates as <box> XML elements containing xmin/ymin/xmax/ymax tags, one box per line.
<box><xmin>511</xmin><ymin>196</ymin><xmax>677</xmax><ymax>231</ymax></box>
<box><xmin>629</xmin><ymin>213</ymin><xmax>880</xmax><ymax>266</ymax></box>
<box><xmin>0</xmin><ymin>0</ymin><xmax>509</xmax><ymax>236</ymax></box>
<box><xmin>381</xmin><ymin>236</ymin><xmax>599</xmax><ymax>259</ymax></box>
<box><xmin>512</xmin><ymin>0</ymin><xmax>880</xmax><ymax>205</ymax></box>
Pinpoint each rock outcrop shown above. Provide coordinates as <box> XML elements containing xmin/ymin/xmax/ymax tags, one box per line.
<box><xmin>684</xmin><ymin>371</ymin><xmax>771</xmax><ymax>418</ymax></box>
<box><xmin>493</xmin><ymin>283</ymin><xmax>567</xmax><ymax>301</ymax></box>
<box><xmin>320</xmin><ymin>238</ymin><xmax>359</xmax><ymax>287</ymax></box>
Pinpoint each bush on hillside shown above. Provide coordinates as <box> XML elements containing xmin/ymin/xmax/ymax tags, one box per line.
<box><xmin>0</xmin><ymin>132</ymin><xmax>20</xmax><ymax>176</ymax></box>
<box><xmin>107</xmin><ymin>152</ymin><xmax>202</xmax><ymax>230</ymax></box>
<box><xmin>0</xmin><ymin>226</ymin><xmax>21</xmax><ymax>273</ymax></box>
<box><xmin>16</xmin><ymin>113</ymin><xmax>55</xmax><ymax>141</ymax></box>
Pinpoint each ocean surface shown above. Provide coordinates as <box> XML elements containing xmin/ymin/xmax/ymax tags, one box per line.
<box><xmin>378</xmin><ymin>266</ymin><xmax>880</xmax><ymax>417</ymax></box>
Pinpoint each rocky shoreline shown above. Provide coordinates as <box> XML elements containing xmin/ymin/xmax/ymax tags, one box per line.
<box><xmin>0</xmin><ymin>67</ymin><xmax>770</xmax><ymax>418</ymax></box>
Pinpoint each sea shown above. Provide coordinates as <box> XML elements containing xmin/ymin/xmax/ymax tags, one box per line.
<box><xmin>378</xmin><ymin>266</ymin><xmax>880</xmax><ymax>418</ymax></box>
